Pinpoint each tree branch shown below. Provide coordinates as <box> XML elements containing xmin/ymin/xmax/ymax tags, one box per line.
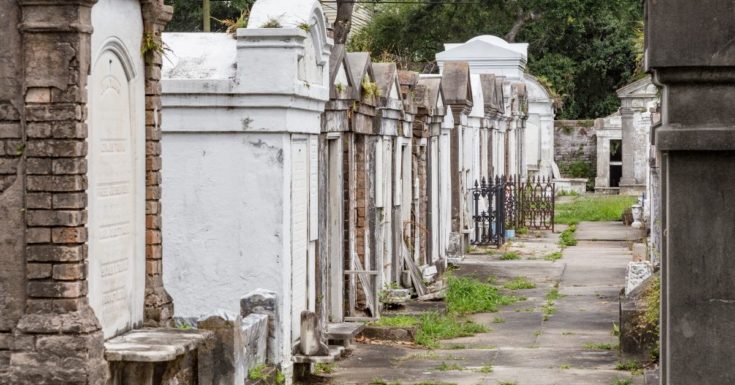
<box><xmin>504</xmin><ymin>9</ymin><xmax>538</xmax><ymax>42</ymax></box>
<box><xmin>333</xmin><ymin>0</ymin><xmax>355</xmax><ymax>45</ymax></box>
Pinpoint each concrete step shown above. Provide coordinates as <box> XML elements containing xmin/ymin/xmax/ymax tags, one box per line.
<box><xmin>292</xmin><ymin>345</ymin><xmax>345</xmax><ymax>364</ymax></box>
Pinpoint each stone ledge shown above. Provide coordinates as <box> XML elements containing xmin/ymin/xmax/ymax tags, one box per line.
<box><xmin>104</xmin><ymin>328</ymin><xmax>212</xmax><ymax>363</ymax></box>
<box><xmin>292</xmin><ymin>345</ymin><xmax>344</xmax><ymax>364</ymax></box>
<box><xmin>656</xmin><ymin>126</ymin><xmax>735</xmax><ymax>151</ymax></box>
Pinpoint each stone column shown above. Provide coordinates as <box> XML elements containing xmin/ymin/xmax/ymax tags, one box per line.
<box><xmin>141</xmin><ymin>0</ymin><xmax>174</xmax><ymax>327</ymax></box>
<box><xmin>619</xmin><ymin>106</ymin><xmax>636</xmax><ymax>186</ymax></box>
<box><xmin>11</xmin><ymin>1</ymin><xmax>108</xmax><ymax>384</ymax></box>
<box><xmin>647</xmin><ymin>1</ymin><xmax>735</xmax><ymax>383</ymax></box>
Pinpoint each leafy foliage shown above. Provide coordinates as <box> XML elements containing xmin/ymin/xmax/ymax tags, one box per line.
<box><xmin>165</xmin><ymin>0</ymin><xmax>255</xmax><ymax>32</ymax></box>
<box><xmin>348</xmin><ymin>0</ymin><xmax>643</xmax><ymax>119</ymax></box>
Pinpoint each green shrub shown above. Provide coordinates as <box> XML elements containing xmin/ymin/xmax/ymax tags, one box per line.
<box><xmin>500</xmin><ymin>251</ymin><xmax>521</xmax><ymax>260</ymax></box>
<box><xmin>415</xmin><ymin>313</ymin><xmax>487</xmax><ymax>348</ymax></box>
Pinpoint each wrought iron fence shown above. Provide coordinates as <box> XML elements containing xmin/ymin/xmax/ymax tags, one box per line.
<box><xmin>470</xmin><ymin>177</ymin><xmax>506</xmax><ymax>247</ymax></box>
<box><xmin>471</xmin><ymin>175</ymin><xmax>555</xmax><ymax>247</ymax></box>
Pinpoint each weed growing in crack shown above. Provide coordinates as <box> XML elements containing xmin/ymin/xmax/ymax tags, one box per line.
<box><xmin>503</xmin><ymin>277</ymin><xmax>536</xmax><ymax>290</ymax></box>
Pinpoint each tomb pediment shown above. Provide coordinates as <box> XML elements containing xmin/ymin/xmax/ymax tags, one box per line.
<box><xmin>617</xmin><ymin>76</ymin><xmax>657</xmax><ymax>99</ymax></box>
<box><xmin>441</xmin><ymin>61</ymin><xmax>473</xmax><ymax>108</ymax></box>
<box><xmin>346</xmin><ymin>52</ymin><xmax>377</xmax><ymax>105</ymax></box>
<box><xmin>372</xmin><ymin>62</ymin><xmax>404</xmax><ymax>110</ymax></box>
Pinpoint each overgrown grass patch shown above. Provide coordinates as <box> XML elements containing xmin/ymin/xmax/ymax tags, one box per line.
<box><xmin>544</xmin><ymin>251</ymin><xmax>563</xmax><ymax>261</ymax></box>
<box><xmin>555</xmin><ymin>195</ymin><xmax>637</xmax><ymax>224</ymax></box>
<box><xmin>447</xmin><ymin>276</ymin><xmax>519</xmax><ymax>314</ymax></box>
<box><xmin>415</xmin><ymin>313</ymin><xmax>488</xmax><ymax>348</ymax></box>
<box><xmin>584</xmin><ymin>342</ymin><xmax>619</xmax><ymax>350</ymax></box>
<box><xmin>371</xmin><ymin>315</ymin><xmax>419</xmax><ymax>328</ymax></box>
<box><xmin>503</xmin><ymin>277</ymin><xmax>536</xmax><ymax>290</ymax></box>
<box><xmin>434</xmin><ymin>362</ymin><xmax>464</xmax><ymax>371</ymax></box>
<box><xmin>500</xmin><ymin>251</ymin><xmax>521</xmax><ymax>260</ymax></box>
<box><xmin>560</xmin><ymin>224</ymin><xmax>577</xmax><ymax>247</ymax></box>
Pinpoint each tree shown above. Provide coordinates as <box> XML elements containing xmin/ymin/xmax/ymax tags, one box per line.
<box><xmin>349</xmin><ymin>0</ymin><xmax>643</xmax><ymax>119</ymax></box>
<box><xmin>165</xmin><ymin>0</ymin><xmax>255</xmax><ymax>32</ymax></box>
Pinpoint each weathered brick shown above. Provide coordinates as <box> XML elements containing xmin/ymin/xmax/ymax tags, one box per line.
<box><xmin>146</xmin><ymin>201</ymin><xmax>160</xmax><ymax>215</ymax></box>
<box><xmin>26</xmin><ymin>158</ymin><xmax>51</xmax><ymax>175</ymax></box>
<box><xmin>26</xmin><ymin>228</ymin><xmax>51</xmax><ymax>244</ymax></box>
<box><xmin>0</xmin><ymin>123</ymin><xmax>21</xmax><ymax>139</ymax></box>
<box><xmin>146</xmin><ymin>244</ymin><xmax>162</xmax><ymax>260</ymax></box>
<box><xmin>12</xmin><ymin>335</ymin><xmax>35</xmax><ymax>351</ymax></box>
<box><xmin>146</xmin><ymin>171</ymin><xmax>161</xmax><ymax>185</ymax></box>
<box><xmin>25</xmin><ymin>140</ymin><xmax>86</xmax><ymax>158</ymax></box>
<box><xmin>52</xmin><ymin>192</ymin><xmax>86</xmax><ymax>209</ymax></box>
<box><xmin>52</xmin><ymin>263</ymin><xmax>86</xmax><ymax>281</ymax></box>
<box><xmin>27</xmin><ymin>263</ymin><xmax>53</xmax><ymax>279</ymax></box>
<box><xmin>146</xmin><ymin>124</ymin><xmax>162</xmax><ymax>140</ymax></box>
<box><xmin>0</xmin><ymin>333</ymin><xmax>10</xmax><ymax>350</ymax></box>
<box><xmin>25</xmin><ymin>87</ymin><xmax>52</xmax><ymax>103</ymax></box>
<box><xmin>26</xmin><ymin>193</ymin><xmax>52</xmax><ymax>209</ymax></box>
<box><xmin>27</xmin><ymin>122</ymin><xmax>52</xmax><ymax>138</ymax></box>
<box><xmin>146</xmin><ymin>141</ymin><xmax>161</xmax><ymax>155</ymax></box>
<box><xmin>145</xmin><ymin>95</ymin><xmax>161</xmax><ymax>110</ymax></box>
<box><xmin>51</xmin><ymin>121</ymin><xmax>86</xmax><ymax>139</ymax></box>
<box><xmin>52</xmin><ymin>158</ymin><xmax>86</xmax><ymax>174</ymax></box>
<box><xmin>145</xmin><ymin>79</ymin><xmax>161</xmax><ymax>95</ymax></box>
<box><xmin>146</xmin><ymin>156</ymin><xmax>161</xmax><ymax>171</ymax></box>
<box><xmin>0</xmin><ymin>157</ymin><xmax>20</xmax><ymax>174</ymax></box>
<box><xmin>146</xmin><ymin>259</ymin><xmax>162</xmax><ymax>275</ymax></box>
<box><xmin>146</xmin><ymin>185</ymin><xmax>161</xmax><ymax>200</ymax></box>
<box><xmin>26</xmin><ymin>244</ymin><xmax>85</xmax><ymax>262</ymax></box>
<box><xmin>146</xmin><ymin>215</ymin><xmax>161</xmax><ymax>230</ymax></box>
<box><xmin>26</xmin><ymin>298</ymin><xmax>84</xmax><ymax>313</ymax></box>
<box><xmin>25</xmin><ymin>104</ymin><xmax>81</xmax><ymax>122</ymax></box>
<box><xmin>26</xmin><ymin>210</ymin><xmax>86</xmax><ymax>227</ymax></box>
<box><xmin>27</xmin><ymin>175</ymin><xmax>86</xmax><ymax>192</ymax></box>
<box><xmin>146</xmin><ymin>230</ymin><xmax>161</xmax><ymax>244</ymax></box>
<box><xmin>4</xmin><ymin>140</ymin><xmax>24</xmax><ymax>156</ymax></box>
<box><xmin>27</xmin><ymin>281</ymin><xmax>86</xmax><ymax>298</ymax></box>
<box><xmin>51</xmin><ymin>227</ymin><xmax>87</xmax><ymax>243</ymax></box>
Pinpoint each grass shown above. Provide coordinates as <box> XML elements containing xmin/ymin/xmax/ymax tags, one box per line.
<box><xmin>584</xmin><ymin>342</ymin><xmax>619</xmax><ymax>350</ymax></box>
<box><xmin>503</xmin><ymin>277</ymin><xmax>536</xmax><ymax>290</ymax></box>
<box><xmin>544</xmin><ymin>251</ymin><xmax>563</xmax><ymax>262</ymax></box>
<box><xmin>616</xmin><ymin>360</ymin><xmax>643</xmax><ymax>375</ymax></box>
<box><xmin>314</xmin><ymin>363</ymin><xmax>335</xmax><ymax>374</ymax></box>
<box><xmin>477</xmin><ymin>364</ymin><xmax>494</xmax><ymax>373</ymax></box>
<box><xmin>498</xmin><ymin>382</ymin><xmax>518</xmax><ymax>385</ymax></box>
<box><xmin>371</xmin><ymin>315</ymin><xmax>419</xmax><ymax>328</ymax></box>
<box><xmin>559</xmin><ymin>364</ymin><xmax>571</xmax><ymax>369</ymax></box>
<box><xmin>500</xmin><ymin>251</ymin><xmax>521</xmax><ymax>260</ymax></box>
<box><xmin>492</xmin><ymin>317</ymin><xmax>506</xmax><ymax>324</ymax></box>
<box><xmin>612</xmin><ymin>379</ymin><xmax>633</xmax><ymax>385</ymax></box>
<box><xmin>559</xmin><ymin>224</ymin><xmax>577</xmax><ymax>247</ymax></box>
<box><xmin>447</xmin><ymin>276</ymin><xmax>519</xmax><ymax>314</ymax></box>
<box><xmin>435</xmin><ymin>362</ymin><xmax>464</xmax><ymax>371</ymax></box>
<box><xmin>546</xmin><ymin>287</ymin><xmax>562</xmax><ymax>301</ymax></box>
<box><xmin>555</xmin><ymin>195</ymin><xmax>637</xmax><ymax>224</ymax></box>
<box><xmin>415</xmin><ymin>313</ymin><xmax>488</xmax><ymax>348</ymax></box>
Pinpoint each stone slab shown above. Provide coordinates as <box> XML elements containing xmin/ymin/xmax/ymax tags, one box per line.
<box><xmin>326</xmin><ymin>322</ymin><xmax>365</xmax><ymax>340</ymax></box>
<box><xmin>104</xmin><ymin>328</ymin><xmax>213</xmax><ymax>362</ymax></box>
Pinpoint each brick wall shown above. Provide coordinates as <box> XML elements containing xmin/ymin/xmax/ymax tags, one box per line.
<box><xmin>554</xmin><ymin>120</ymin><xmax>597</xmax><ymax>187</ymax></box>
<box><xmin>0</xmin><ymin>1</ymin><xmax>172</xmax><ymax>384</ymax></box>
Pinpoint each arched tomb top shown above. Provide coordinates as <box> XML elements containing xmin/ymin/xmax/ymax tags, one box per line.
<box><xmin>248</xmin><ymin>0</ymin><xmax>331</xmax><ymax>66</ymax></box>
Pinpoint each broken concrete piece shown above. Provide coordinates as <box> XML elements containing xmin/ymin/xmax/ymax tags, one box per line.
<box><xmin>197</xmin><ymin>311</ymin><xmax>245</xmax><ymax>385</ymax></box>
<box><xmin>625</xmin><ymin>261</ymin><xmax>653</xmax><ymax>295</ymax></box>
<box><xmin>241</xmin><ymin>313</ymin><xmax>268</xmax><ymax>372</ymax></box>
<box><xmin>241</xmin><ymin>289</ymin><xmax>278</xmax><ymax>364</ymax></box>
<box><xmin>299</xmin><ymin>311</ymin><xmax>329</xmax><ymax>356</ymax></box>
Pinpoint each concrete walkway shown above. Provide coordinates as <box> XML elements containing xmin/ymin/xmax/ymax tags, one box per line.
<box><xmin>319</xmin><ymin>222</ymin><xmax>644</xmax><ymax>385</ymax></box>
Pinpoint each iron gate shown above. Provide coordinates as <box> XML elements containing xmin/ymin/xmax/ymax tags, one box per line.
<box><xmin>470</xmin><ymin>177</ymin><xmax>506</xmax><ymax>247</ymax></box>
<box><xmin>471</xmin><ymin>175</ymin><xmax>555</xmax><ymax>246</ymax></box>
